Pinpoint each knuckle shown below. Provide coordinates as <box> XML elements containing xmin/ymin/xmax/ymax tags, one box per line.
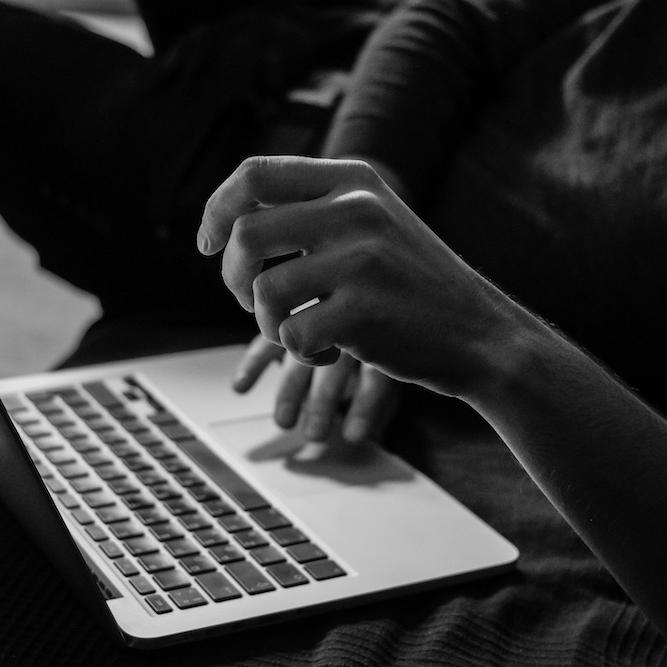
<box><xmin>280</xmin><ymin>320</ymin><xmax>316</xmax><ymax>360</ymax></box>
<box><xmin>232</xmin><ymin>213</ymin><xmax>256</xmax><ymax>251</ymax></box>
<box><xmin>239</xmin><ymin>155</ymin><xmax>270</xmax><ymax>190</ymax></box>
<box><xmin>252</xmin><ymin>270</ymin><xmax>280</xmax><ymax>307</ymax></box>
<box><xmin>348</xmin><ymin>159</ymin><xmax>380</xmax><ymax>186</ymax></box>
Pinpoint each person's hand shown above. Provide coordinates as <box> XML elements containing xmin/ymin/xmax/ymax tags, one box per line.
<box><xmin>233</xmin><ymin>334</ymin><xmax>398</xmax><ymax>443</ymax></box>
<box><xmin>198</xmin><ymin>156</ymin><xmax>519</xmax><ymax>398</ymax></box>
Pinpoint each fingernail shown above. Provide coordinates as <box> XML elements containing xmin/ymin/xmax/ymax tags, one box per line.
<box><xmin>304</xmin><ymin>414</ymin><xmax>329</xmax><ymax>442</ymax></box>
<box><xmin>197</xmin><ymin>226</ymin><xmax>210</xmax><ymax>254</ymax></box>
<box><xmin>344</xmin><ymin>418</ymin><xmax>367</xmax><ymax>443</ymax></box>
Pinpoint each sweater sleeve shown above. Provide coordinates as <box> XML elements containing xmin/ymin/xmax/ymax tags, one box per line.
<box><xmin>323</xmin><ymin>0</ymin><xmax>608</xmax><ymax>209</ymax></box>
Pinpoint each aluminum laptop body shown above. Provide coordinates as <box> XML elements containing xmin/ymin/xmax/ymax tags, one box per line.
<box><xmin>0</xmin><ymin>345</ymin><xmax>518</xmax><ymax>648</ymax></box>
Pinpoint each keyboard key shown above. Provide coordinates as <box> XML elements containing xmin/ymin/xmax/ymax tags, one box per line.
<box><xmin>71</xmin><ymin>508</ymin><xmax>94</xmax><ymax>525</ymax></box>
<box><xmin>99</xmin><ymin>432</ymin><xmax>129</xmax><ymax>445</ymax></box>
<box><xmin>179</xmin><ymin>554</ymin><xmax>216</xmax><ymax>575</ymax></box>
<box><xmin>174</xmin><ymin>470</ymin><xmax>203</xmax><ymax>487</ymax></box>
<box><xmin>44</xmin><ymin>477</ymin><xmax>67</xmax><ymax>494</ymax></box>
<box><xmin>225</xmin><ymin>561</ymin><xmax>275</xmax><ymax>595</ymax></box>
<box><xmin>57</xmin><ymin>463</ymin><xmax>89</xmax><ymax>480</ymax></box>
<box><xmin>153</xmin><ymin>569</ymin><xmax>189</xmax><ymax>591</ymax></box>
<box><xmin>99</xmin><ymin>541</ymin><xmax>124</xmax><ymax>559</ymax></box>
<box><xmin>86</xmin><ymin>418</ymin><xmax>115</xmax><ymax>433</ymax></box>
<box><xmin>108</xmin><ymin>406</ymin><xmax>135</xmax><ymax>421</ymax></box>
<box><xmin>270</xmin><ymin>527</ymin><xmax>308</xmax><ymax>547</ymax></box>
<box><xmin>96</xmin><ymin>507</ymin><xmax>129</xmax><ymax>524</ymax></box>
<box><xmin>169</xmin><ymin>587</ymin><xmax>208</xmax><ymax>609</ymax></box>
<box><xmin>234</xmin><ymin>531</ymin><xmax>268</xmax><ymax>550</ymax></box>
<box><xmin>58</xmin><ymin>493</ymin><xmax>80</xmax><ymax>509</ymax></box>
<box><xmin>196</xmin><ymin>572</ymin><xmax>241</xmax><ymax>602</ymax></box>
<box><xmin>33</xmin><ymin>436</ymin><xmax>64</xmax><ymax>453</ymax></box>
<box><xmin>136</xmin><ymin>507</ymin><xmax>169</xmax><ymax>526</ymax></box>
<box><xmin>83</xmin><ymin>382</ymin><xmax>121</xmax><ymax>408</ymax></box>
<box><xmin>70</xmin><ymin>438</ymin><xmax>99</xmax><ymax>453</ymax></box>
<box><xmin>144</xmin><ymin>443</ymin><xmax>172</xmax><ymax>460</ymax></box>
<box><xmin>109</xmin><ymin>521</ymin><xmax>144</xmax><ymax>540</ymax></box>
<box><xmin>209</xmin><ymin>544</ymin><xmax>244</xmax><ymax>564</ymax></box>
<box><xmin>46</xmin><ymin>414</ymin><xmax>75</xmax><ymax>428</ymax></box>
<box><xmin>150</xmin><ymin>484</ymin><xmax>181</xmax><ymax>501</ymax></box>
<box><xmin>129</xmin><ymin>575</ymin><xmax>156</xmax><ymax>595</ymax></box>
<box><xmin>107</xmin><ymin>479</ymin><xmax>140</xmax><ymax>496</ymax></box>
<box><xmin>150</xmin><ymin>523</ymin><xmax>184</xmax><ymax>542</ymax></box>
<box><xmin>34</xmin><ymin>461</ymin><xmax>52</xmax><ymax>478</ymax></box>
<box><xmin>123</xmin><ymin>419</ymin><xmax>149</xmax><ymax>434</ymax></box>
<box><xmin>107</xmin><ymin>442</ymin><xmax>138</xmax><ymax>458</ymax></box>
<box><xmin>286</xmin><ymin>543</ymin><xmax>327</xmax><ymax>563</ymax></box>
<box><xmin>11</xmin><ymin>410</ymin><xmax>40</xmax><ymax>426</ymax></box>
<box><xmin>59</xmin><ymin>390</ymin><xmax>88</xmax><ymax>407</ymax></box>
<box><xmin>97</xmin><ymin>465</ymin><xmax>126</xmax><ymax>481</ymax></box>
<box><xmin>1</xmin><ymin>393</ymin><xmax>26</xmax><ymax>412</ymax></box>
<box><xmin>85</xmin><ymin>524</ymin><xmax>107</xmax><ymax>542</ymax></box>
<box><xmin>187</xmin><ymin>485</ymin><xmax>218</xmax><ymax>503</ymax></box>
<box><xmin>148</xmin><ymin>411</ymin><xmax>178</xmax><ymax>426</ymax></box>
<box><xmin>218</xmin><ymin>515</ymin><xmax>251</xmax><ymax>533</ymax></box>
<box><xmin>22</xmin><ymin>423</ymin><xmax>52</xmax><ymax>439</ymax></box>
<box><xmin>114</xmin><ymin>558</ymin><xmax>140</xmax><ymax>577</ymax></box>
<box><xmin>193</xmin><ymin>528</ymin><xmax>227</xmax><ymax>548</ymax></box>
<box><xmin>249</xmin><ymin>546</ymin><xmax>285</xmax><ymax>566</ymax></box>
<box><xmin>159</xmin><ymin>423</ymin><xmax>193</xmax><ymax>442</ymax></box>
<box><xmin>81</xmin><ymin>451</ymin><xmax>113</xmax><ymax>467</ymax></box>
<box><xmin>250</xmin><ymin>508</ymin><xmax>291</xmax><ymax>531</ymax></box>
<box><xmin>160</xmin><ymin>457</ymin><xmax>189</xmax><ymax>474</ymax></box>
<box><xmin>124</xmin><ymin>456</ymin><xmax>152</xmax><ymax>472</ymax></box>
<box><xmin>71</xmin><ymin>477</ymin><xmax>103</xmax><ymax>494</ymax></box>
<box><xmin>82</xmin><ymin>491</ymin><xmax>116</xmax><ymax>509</ymax></box>
<box><xmin>202</xmin><ymin>499</ymin><xmax>234</xmax><ymax>517</ymax></box>
<box><xmin>137</xmin><ymin>470</ymin><xmax>167</xmax><ymax>486</ymax></box>
<box><xmin>164</xmin><ymin>538</ymin><xmax>199</xmax><ymax>558</ymax></box>
<box><xmin>58</xmin><ymin>426</ymin><xmax>88</xmax><ymax>441</ymax></box>
<box><xmin>303</xmin><ymin>559</ymin><xmax>346</xmax><ymax>581</ymax></box>
<box><xmin>124</xmin><ymin>536</ymin><xmax>159</xmax><ymax>556</ymax></box>
<box><xmin>169</xmin><ymin>586</ymin><xmax>208</xmax><ymax>609</ymax></box>
<box><xmin>164</xmin><ymin>498</ymin><xmax>196</xmax><ymax>516</ymax></box>
<box><xmin>133</xmin><ymin>432</ymin><xmax>162</xmax><ymax>447</ymax></box>
<box><xmin>122</xmin><ymin>493</ymin><xmax>154</xmax><ymax>511</ymax></box>
<box><xmin>178</xmin><ymin>513</ymin><xmax>212</xmax><ymax>532</ymax></box>
<box><xmin>45</xmin><ymin>450</ymin><xmax>76</xmax><ymax>465</ymax></box>
<box><xmin>73</xmin><ymin>405</ymin><xmax>102</xmax><ymax>420</ymax></box>
<box><xmin>145</xmin><ymin>594</ymin><xmax>172</xmax><ymax>614</ymax></box>
<box><xmin>138</xmin><ymin>553</ymin><xmax>173</xmax><ymax>574</ymax></box>
<box><xmin>266</xmin><ymin>562</ymin><xmax>309</xmax><ymax>588</ymax></box>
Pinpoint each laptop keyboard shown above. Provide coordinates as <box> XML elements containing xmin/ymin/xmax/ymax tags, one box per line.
<box><xmin>2</xmin><ymin>378</ymin><xmax>346</xmax><ymax>615</ymax></box>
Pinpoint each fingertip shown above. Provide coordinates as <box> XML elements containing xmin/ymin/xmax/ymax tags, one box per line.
<box><xmin>232</xmin><ymin>373</ymin><xmax>252</xmax><ymax>393</ymax></box>
<box><xmin>343</xmin><ymin>417</ymin><xmax>368</xmax><ymax>444</ymax></box>
<box><xmin>197</xmin><ymin>226</ymin><xmax>213</xmax><ymax>255</ymax></box>
<box><xmin>275</xmin><ymin>401</ymin><xmax>299</xmax><ymax>429</ymax></box>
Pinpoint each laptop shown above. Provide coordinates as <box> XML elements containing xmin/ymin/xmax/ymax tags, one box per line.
<box><xmin>0</xmin><ymin>345</ymin><xmax>518</xmax><ymax>648</ymax></box>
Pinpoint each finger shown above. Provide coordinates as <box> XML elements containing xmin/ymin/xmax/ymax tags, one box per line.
<box><xmin>233</xmin><ymin>334</ymin><xmax>284</xmax><ymax>393</ymax></box>
<box><xmin>302</xmin><ymin>354</ymin><xmax>359</xmax><ymax>442</ymax></box>
<box><xmin>274</xmin><ymin>354</ymin><xmax>313</xmax><ymax>429</ymax></box>
<box><xmin>253</xmin><ymin>251</ymin><xmax>341</xmax><ymax>345</ymax></box>
<box><xmin>221</xmin><ymin>196</ymin><xmax>341</xmax><ymax>311</ymax></box>
<box><xmin>199</xmin><ymin>156</ymin><xmax>367</xmax><ymax>255</ymax></box>
<box><xmin>343</xmin><ymin>366</ymin><xmax>398</xmax><ymax>444</ymax></box>
<box><xmin>278</xmin><ymin>292</ymin><xmax>346</xmax><ymax>366</ymax></box>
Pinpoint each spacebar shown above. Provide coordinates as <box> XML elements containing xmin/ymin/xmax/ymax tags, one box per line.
<box><xmin>178</xmin><ymin>438</ymin><xmax>270</xmax><ymax>511</ymax></box>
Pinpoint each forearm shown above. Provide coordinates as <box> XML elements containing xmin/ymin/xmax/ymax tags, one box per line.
<box><xmin>463</xmin><ymin>303</ymin><xmax>667</xmax><ymax>635</ymax></box>
<box><xmin>324</xmin><ymin>0</ymin><xmax>605</xmax><ymax>210</ymax></box>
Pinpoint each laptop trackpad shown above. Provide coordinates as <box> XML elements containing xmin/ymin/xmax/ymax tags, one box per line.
<box><xmin>205</xmin><ymin>416</ymin><xmax>414</xmax><ymax>500</ymax></box>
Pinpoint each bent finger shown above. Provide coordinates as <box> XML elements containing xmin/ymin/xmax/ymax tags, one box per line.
<box><xmin>302</xmin><ymin>354</ymin><xmax>358</xmax><ymax>442</ymax></box>
<box><xmin>233</xmin><ymin>334</ymin><xmax>284</xmax><ymax>393</ymax></box>
<box><xmin>343</xmin><ymin>365</ymin><xmax>399</xmax><ymax>444</ymax></box>
<box><xmin>274</xmin><ymin>354</ymin><xmax>313</xmax><ymax>429</ymax></box>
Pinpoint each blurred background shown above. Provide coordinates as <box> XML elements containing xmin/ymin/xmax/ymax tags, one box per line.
<box><xmin>0</xmin><ymin>0</ymin><xmax>150</xmax><ymax>376</ymax></box>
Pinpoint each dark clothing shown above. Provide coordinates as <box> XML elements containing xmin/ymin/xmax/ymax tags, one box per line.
<box><xmin>0</xmin><ymin>0</ymin><xmax>666</xmax><ymax>664</ymax></box>
<box><xmin>327</xmin><ymin>0</ymin><xmax>667</xmax><ymax>408</ymax></box>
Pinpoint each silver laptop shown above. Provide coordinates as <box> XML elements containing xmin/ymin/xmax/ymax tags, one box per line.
<box><xmin>0</xmin><ymin>345</ymin><xmax>517</xmax><ymax>648</ymax></box>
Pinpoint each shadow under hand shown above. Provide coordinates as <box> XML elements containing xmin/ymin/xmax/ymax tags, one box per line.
<box><xmin>246</xmin><ymin>424</ymin><xmax>414</xmax><ymax>488</ymax></box>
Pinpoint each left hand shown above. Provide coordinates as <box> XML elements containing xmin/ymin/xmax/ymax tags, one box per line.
<box><xmin>234</xmin><ymin>334</ymin><xmax>398</xmax><ymax>443</ymax></box>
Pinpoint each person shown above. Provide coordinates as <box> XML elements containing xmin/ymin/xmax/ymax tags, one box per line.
<box><xmin>199</xmin><ymin>152</ymin><xmax>667</xmax><ymax>641</ymax></box>
<box><xmin>2</xmin><ymin>0</ymin><xmax>667</xmax><ymax>662</ymax></box>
